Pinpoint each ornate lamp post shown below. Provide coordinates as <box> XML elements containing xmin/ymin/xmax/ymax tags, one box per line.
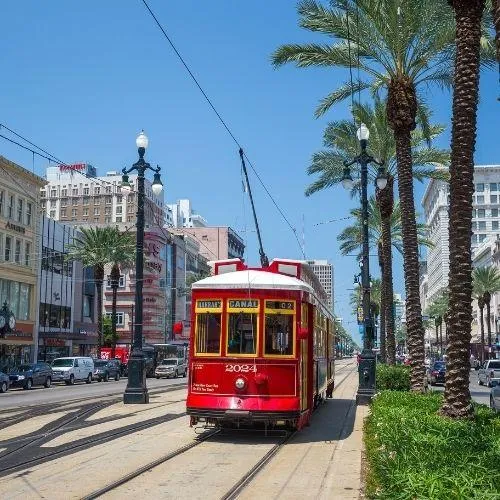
<box><xmin>121</xmin><ymin>131</ymin><xmax>163</xmax><ymax>404</ymax></box>
<box><xmin>341</xmin><ymin>123</ymin><xmax>387</xmax><ymax>404</ymax></box>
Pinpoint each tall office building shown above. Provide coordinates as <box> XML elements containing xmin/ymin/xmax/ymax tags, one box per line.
<box><xmin>422</xmin><ymin>164</ymin><xmax>500</xmax><ymax>305</ymax></box>
<box><xmin>306</xmin><ymin>259</ymin><xmax>334</xmax><ymax>313</ymax></box>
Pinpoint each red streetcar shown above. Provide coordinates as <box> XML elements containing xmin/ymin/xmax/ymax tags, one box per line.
<box><xmin>186</xmin><ymin>258</ymin><xmax>335</xmax><ymax>431</ymax></box>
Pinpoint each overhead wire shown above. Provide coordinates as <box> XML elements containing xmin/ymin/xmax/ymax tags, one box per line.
<box><xmin>140</xmin><ymin>0</ymin><xmax>305</xmax><ymax>259</ymax></box>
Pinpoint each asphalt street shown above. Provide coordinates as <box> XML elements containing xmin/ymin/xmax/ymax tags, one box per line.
<box><xmin>0</xmin><ymin>376</ymin><xmax>186</xmax><ymax>410</ymax></box>
<box><xmin>429</xmin><ymin>369</ymin><xmax>491</xmax><ymax>406</ymax></box>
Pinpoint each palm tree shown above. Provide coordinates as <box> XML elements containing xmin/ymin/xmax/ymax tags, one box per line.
<box><xmin>339</xmin><ymin>198</ymin><xmax>431</xmax><ymax>364</ymax></box>
<box><xmin>494</xmin><ymin>0</ymin><xmax>500</xmax><ymax>61</ymax></box>
<box><xmin>426</xmin><ymin>291</ymin><xmax>449</xmax><ymax>358</ymax></box>
<box><xmin>473</xmin><ymin>266</ymin><xmax>500</xmax><ymax>361</ymax></box>
<box><xmin>442</xmin><ymin>0</ymin><xmax>490</xmax><ymax>419</ymax></box>
<box><xmin>306</xmin><ymin>98</ymin><xmax>447</xmax><ymax>367</ymax></box>
<box><xmin>107</xmin><ymin>228</ymin><xmax>136</xmax><ymax>358</ymax></box>
<box><xmin>66</xmin><ymin>226</ymin><xmax>119</xmax><ymax>357</ymax></box>
<box><xmin>272</xmin><ymin>0</ymin><xmax>460</xmax><ymax>391</ymax></box>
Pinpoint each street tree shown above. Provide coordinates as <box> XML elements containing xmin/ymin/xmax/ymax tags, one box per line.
<box><xmin>425</xmin><ymin>291</ymin><xmax>449</xmax><ymax>357</ymax></box>
<box><xmin>272</xmin><ymin>0</ymin><xmax>460</xmax><ymax>391</ymax></box>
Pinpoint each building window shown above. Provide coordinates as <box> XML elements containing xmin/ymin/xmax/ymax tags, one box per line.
<box><xmin>0</xmin><ymin>279</ymin><xmax>31</xmax><ymax>321</ymax></box>
<box><xmin>26</xmin><ymin>203</ymin><xmax>32</xmax><ymax>226</ymax></box>
<box><xmin>72</xmin><ymin>198</ymin><xmax>78</xmax><ymax>206</ymax></box>
<box><xmin>0</xmin><ymin>190</ymin><xmax>3</xmax><ymax>216</ymax></box>
<box><xmin>16</xmin><ymin>199</ymin><xmax>23</xmax><ymax>223</ymax></box>
<box><xmin>49</xmin><ymin>210</ymin><xmax>56</xmax><ymax>218</ymax></box>
<box><xmin>478</xmin><ymin>209</ymin><xmax>486</xmax><ymax>218</ymax></box>
<box><xmin>127</xmin><ymin>216</ymin><xmax>133</xmax><ymax>222</ymax></box>
<box><xmin>72</xmin><ymin>209</ymin><xmax>77</xmax><ymax>217</ymax></box>
<box><xmin>491</xmin><ymin>195</ymin><xmax>498</xmax><ymax>204</ymax></box>
<box><xmin>476</xmin><ymin>195</ymin><xmax>485</xmax><ymax>204</ymax></box>
<box><xmin>105</xmin><ymin>186</ymin><xmax>111</xmax><ymax>194</ymax></box>
<box><xmin>105</xmin><ymin>207</ymin><xmax>111</xmax><ymax>215</ymax></box>
<box><xmin>128</xmin><ymin>194</ymin><xmax>135</xmax><ymax>202</ymax></box>
<box><xmin>83</xmin><ymin>208</ymin><xmax>89</xmax><ymax>216</ymax></box>
<box><xmin>478</xmin><ymin>221</ymin><xmax>486</xmax><ymax>230</ymax></box>
<box><xmin>115</xmin><ymin>217</ymin><xmax>122</xmax><ymax>222</ymax></box>
<box><xmin>117</xmin><ymin>195</ymin><xmax>123</xmax><ymax>203</ymax></box>
<box><xmin>61</xmin><ymin>188</ymin><xmax>67</xmax><ymax>197</ymax></box>
<box><xmin>83</xmin><ymin>187</ymin><xmax>89</xmax><ymax>195</ymax></box>
<box><xmin>106</xmin><ymin>275</ymin><xmax>125</xmax><ymax>287</ymax></box>
<box><xmin>83</xmin><ymin>197</ymin><xmax>90</xmax><ymax>206</ymax></box>
<box><xmin>61</xmin><ymin>208</ymin><xmax>67</xmax><ymax>217</ymax></box>
<box><xmin>40</xmin><ymin>190</ymin><xmax>46</xmax><ymax>198</ymax></box>
<box><xmin>61</xmin><ymin>198</ymin><xmax>68</xmax><ymax>207</ymax></box>
<box><xmin>94</xmin><ymin>217</ymin><xmax>99</xmax><ymax>222</ymax></box>
<box><xmin>5</xmin><ymin>236</ymin><xmax>11</xmax><ymax>261</ymax></box>
<box><xmin>94</xmin><ymin>187</ymin><xmax>101</xmax><ymax>195</ymax></box>
<box><xmin>72</xmin><ymin>188</ymin><xmax>78</xmax><ymax>196</ymax></box>
<box><xmin>476</xmin><ymin>183</ymin><xmax>484</xmax><ymax>192</ymax></box>
<box><xmin>492</xmin><ymin>221</ymin><xmax>499</xmax><ymax>230</ymax></box>
<box><xmin>105</xmin><ymin>312</ymin><xmax>124</xmax><ymax>326</ymax></box>
<box><xmin>105</xmin><ymin>216</ymin><xmax>111</xmax><ymax>223</ymax></box>
<box><xmin>105</xmin><ymin>196</ymin><xmax>112</xmax><ymax>205</ymax></box>
<box><xmin>25</xmin><ymin>242</ymin><xmax>30</xmax><ymax>266</ymax></box>
<box><xmin>479</xmin><ymin>234</ymin><xmax>487</xmax><ymax>243</ymax></box>
<box><xmin>8</xmin><ymin>195</ymin><xmax>14</xmax><ymax>218</ymax></box>
<box><xmin>491</xmin><ymin>183</ymin><xmax>498</xmax><ymax>192</ymax></box>
<box><xmin>50</xmin><ymin>189</ymin><xmax>57</xmax><ymax>198</ymax></box>
<box><xmin>14</xmin><ymin>239</ymin><xmax>21</xmax><ymax>263</ymax></box>
<box><xmin>492</xmin><ymin>208</ymin><xmax>498</xmax><ymax>218</ymax></box>
<box><xmin>94</xmin><ymin>208</ymin><xmax>100</xmax><ymax>215</ymax></box>
<box><xmin>50</xmin><ymin>200</ymin><xmax>57</xmax><ymax>209</ymax></box>
<box><xmin>116</xmin><ymin>206</ymin><xmax>122</xmax><ymax>214</ymax></box>
<box><xmin>128</xmin><ymin>205</ymin><xmax>134</xmax><ymax>213</ymax></box>
<box><xmin>94</xmin><ymin>197</ymin><xmax>100</xmax><ymax>205</ymax></box>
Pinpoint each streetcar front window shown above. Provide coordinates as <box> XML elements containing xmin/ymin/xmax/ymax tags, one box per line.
<box><xmin>195</xmin><ymin>312</ymin><xmax>221</xmax><ymax>354</ymax></box>
<box><xmin>227</xmin><ymin>312</ymin><xmax>257</xmax><ymax>355</ymax></box>
<box><xmin>265</xmin><ymin>314</ymin><xmax>293</xmax><ymax>355</ymax></box>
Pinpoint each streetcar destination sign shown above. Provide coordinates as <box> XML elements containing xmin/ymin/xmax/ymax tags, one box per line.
<box><xmin>266</xmin><ymin>301</ymin><xmax>295</xmax><ymax>310</ymax></box>
<box><xmin>228</xmin><ymin>299</ymin><xmax>258</xmax><ymax>309</ymax></box>
<box><xmin>196</xmin><ymin>300</ymin><xmax>222</xmax><ymax>309</ymax></box>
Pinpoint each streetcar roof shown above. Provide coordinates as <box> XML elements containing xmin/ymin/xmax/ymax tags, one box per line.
<box><xmin>192</xmin><ymin>269</ymin><xmax>313</xmax><ymax>293</ymax></box>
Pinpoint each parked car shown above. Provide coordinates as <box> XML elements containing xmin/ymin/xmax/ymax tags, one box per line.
<box><xmin>477</xmin><ymin>359</ymin><xmax>500</xmax><ymax>387</ymax></box>
<box><xmin>490</xmin><ymin>380</ymin><xmax>500</xmax><ymax>413</ymax></box>
<box><xmin>0</xmin><ymin>371</ymin><xmax>10</xmax><ymax>393</ymax></box>
<box><xmin>51</xmin><ymin>357</ymin><xmax>94</xmax><ymax>385</ymax></box>
<box><xmin>93</xmin><ymin>359</ymin><xmax>121</xmax><ymax>382</ymax></box>
<box><xmin>427</xmin><ymin>361</ymin><xmax>446</xmax><ymax>386</ymax></box>
<box><xmin>9</xmin><ymin>363</ymin><xmax>53</xmax><ymax>390</ymax></box>
<box><xmin>155</xmin><ymin>358</ymin><xmax>187</xmax><ymax>379</ymax></box>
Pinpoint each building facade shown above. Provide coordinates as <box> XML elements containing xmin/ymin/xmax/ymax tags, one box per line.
<box><xmin>42</xmin><ymin>164</ymin><xmax>164</xmax><ymax>228</ymax></box>
<box><xmin>182</xmin><ymin>226</ymin><xmax>245</xmax><ymax>262</ymax></box>
<box><xmin>0</xmin><ymin>156</ymin><xmax>46</xmax><ymax>369</ymax></box>
<box><xmin>422</xmin><ymin>165</ymin><xmax>500</xmax><ymax>306</ymax></box>
<box><xmin>166</xmin><ymin>199</ymin><xmax>207</xmax><ymax>228</ymax></box>
<box><xmin>306</xmin><ymin>259</ymin><xmax>334</xmax><ymax>313</ymax></box>
<box><xmin>37</xmin><ymin>216</ymin><xmax>98</xmax><ymax>362</ymax></box>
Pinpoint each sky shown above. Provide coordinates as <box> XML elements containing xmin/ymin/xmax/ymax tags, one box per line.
<box><xmin>1</xmin><ymin>1</ymin><xmax>499</xmax><ymax>346</ymax></box>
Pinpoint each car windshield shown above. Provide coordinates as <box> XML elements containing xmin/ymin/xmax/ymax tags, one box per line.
<box><xmin>94</xmin><ymin>361</ymin><xmax>108</xmax><ymax>367</ymax></box>
<box><xmin>489</xmin><ymin>361</ymin><xmax>500</xmax><ymax>369</ymax></box>
<box><xmin>16</xmin><ymin>364</ymin><xmax>34</xmax><ymax>371</ymax></box>
<box><xmin>433</xmin><ymin>362</ymin><xmax>445</xmax><ymax>370</ymax></box>
<box><xmin>160</xmin><ymin>359</ymin><xmax>177</xmax><ymax>366</ymax></box>
<box><xmin>52</xmin><ymin>359</ymin><xmax>74</xmax><ymax>367</ymax></box>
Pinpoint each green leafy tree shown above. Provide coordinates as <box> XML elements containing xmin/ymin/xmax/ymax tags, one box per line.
<box><xmin>339</xmin><ymin>199</ymin><xmax>430</xmax><ymax>364</ymax></box>
<box><xmin>273</xmin><ymin>0</ymin><xmax>493</xmax><ymax>394</ymax></box>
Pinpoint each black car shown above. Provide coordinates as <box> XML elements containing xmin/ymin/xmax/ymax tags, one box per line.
<box><xmin>427</xmin><ymin>361</ymin><xmax>446</xmax><ymax>386</ymax></box>
<box><xmin>93</xmin><ymin>359</ymin><xmax>121</xmax><ymax>382</ymax></box>
<box><xmin>9</xmin><ymin>363</ymin><xmax>53</xmax><ymax>389</ymax></box>
<box><xmin>0</xmin><ymin>371</ymin><xmax>10</xmax><ymax>393</ymax></box>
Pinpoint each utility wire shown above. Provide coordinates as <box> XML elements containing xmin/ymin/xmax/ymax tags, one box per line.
<box><xmin>140</xmin><ymin>0</ymin><xmax>305</xmax><ymax>259</ymax></box>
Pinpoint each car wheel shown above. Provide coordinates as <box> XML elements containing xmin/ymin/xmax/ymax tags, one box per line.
<box><xmin>104</xmin><ymin>373</ymin><xmax>109</xmax><ymax>382</ymax></box>
<box><xmin>44</xmin><ymin>377</ymin><xmax>52</xmax><ymax>388</ymax></box>
<box><xmin>156</xmin><ymin>376</ymin><xmax>160</xmax><ymax>379</ymax></box>
<box><xmin>115</xmin><ymin>372</ymin><xmax>120</xmax><ymax>381</ymax></box>
<box><xmin>25</xmin><ymin>378</ymin><xmax>33</xmax><ymax>390</ymax></box>
<box><xmin>183</xmin><ymin>369</ymin><xmax>187</xmax><ymax>377</ymax></box>
<box><xmin>0</xmin><ymin>381</ymin><xmax>7</xmax><ymax>393</ymax></box>
<box><xmin>86</xmin><ymin>373</ymin><xmax>92</xmax><ymax>384</ymax></box>
<box><xmin>69</xmin><ymin>374</ymin><xmax>75</xmax><ymax>385</ymax></box>
<box><xmin>175</xmin><ymin>370</ymin><xmax>179</xmax><ymax>378</ymax></box>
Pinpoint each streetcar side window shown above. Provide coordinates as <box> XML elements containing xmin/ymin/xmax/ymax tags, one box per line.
<box><xmin>227</xmin><ymin>312</ymin><xmax>257</xmax><ymax>355</ymax></box>
<box><xmin>195</xmin><ymin>313</ymin><xmax>222</xmax><ymax>354</ymax></box>
<box><xmin>264</xmin><ymin>314</ymin><xmax>293</xmax><ymax>355</ymax></box>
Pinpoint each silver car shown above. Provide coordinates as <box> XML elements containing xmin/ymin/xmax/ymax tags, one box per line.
<box><xmin>490</xmin><ymin>380</ymin><xmax>500</xmax><ymax>413</ymax></box>
<box><xmin>155</xmin><ymin>358</ymin><xmax>187</xmax><ymax>379</ymax></box>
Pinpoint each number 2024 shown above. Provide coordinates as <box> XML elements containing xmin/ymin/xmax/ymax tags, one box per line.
<box><xmin>225</xmin><ymin>364</ymin><xmax>257</xmax><ymax>373</ymax></box>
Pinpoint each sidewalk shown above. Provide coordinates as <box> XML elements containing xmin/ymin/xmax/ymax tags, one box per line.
<box><xmin>239</xmin><ymin>367</ymin><xmax>366</xmax><ymax>500</ymax></box>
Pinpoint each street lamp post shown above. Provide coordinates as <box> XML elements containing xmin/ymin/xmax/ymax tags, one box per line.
<box><xmin>342</xmin><ymin>123</ymin><xmax>386</xmax><ymax>405</ymax></box>
<box><xmin>122</xmin><ymin>131</ymin><xmax>163</xmax><ymax>404</ymax></box>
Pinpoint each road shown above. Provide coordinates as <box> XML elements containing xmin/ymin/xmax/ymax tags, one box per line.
<box><xmin>0</xmin><ymin>376</ymin><xmax>186</xmax><ymax>410</ymax></box>
<box><xmin>429</xmin><ymin>369</ymin><xmax>491</xmax><ymax>406</ymax></box>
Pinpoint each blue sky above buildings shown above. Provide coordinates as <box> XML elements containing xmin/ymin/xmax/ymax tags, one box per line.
<box><xmin>1</xmin><ymin>1</ymin><xmax>498</xmax><ymax>345</ymax></box>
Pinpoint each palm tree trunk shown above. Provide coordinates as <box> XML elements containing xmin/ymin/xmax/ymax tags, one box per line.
<box><xmin>94</xmin><ymin>264</ymin><xmax>104</xmax><ymax>358</ymax></box>
<box><xmin>110</xmin><ymin>263</ymin><xmax>120</xmax><ymax>359</ymax></box>
<box><xmin>392</xmin><ymin>130</ymin><xmax>426</xmax><ymax>390</ymax></box>
<box><xmin>440</xmin><ymin>320</ymin><xmax>444</xmax><ymax>357</ymax></box>
<box><xmin>486</xmin><ymin>299</ymin><xmax>492</xmax><ymax>359</ymax></box>
<box><xmin>435</xmin><ymin>320</ymin><xmax>439</xmax><ymax>358</ymax></box>
<box><xmin>479</xmin><ymin>304</ymin><xmax>485</xmax><ymax>363</ymax></box>
<box><xmin>378</xmin><ymin>242</ymin><xmax>386</xmax><ymax>363</ymax></box>
<box><xmin>442</xmin><ymin>0</ymin><xmax>484</xmax><ymax>419</ymax></box>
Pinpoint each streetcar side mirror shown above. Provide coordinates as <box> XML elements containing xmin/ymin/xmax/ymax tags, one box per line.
<box><xmin>298</xmin><ymin>327</ymin><xmax>308</xmax><ymax>340</ymax></box>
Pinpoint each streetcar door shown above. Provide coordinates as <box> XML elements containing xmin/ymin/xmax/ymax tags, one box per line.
<box><xmin>300</xmin><ymin>339</ymin><xmax>308</xmax><ymax>410</ymax></box>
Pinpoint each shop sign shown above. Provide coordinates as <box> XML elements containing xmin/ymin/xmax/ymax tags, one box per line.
<box><xmin>4</xmin><ymin>330</ymin><xmax>32</xmax><ymax>339</ymax></box>
<box><xmin>5</xmin><ymin>221</ymin><xmax>26</xmax><ymax>234</ymax></box>
<box><xmin>44</xmin><ymin>338</ymin><xmax>66</xmax><ymax>347</ymax></box>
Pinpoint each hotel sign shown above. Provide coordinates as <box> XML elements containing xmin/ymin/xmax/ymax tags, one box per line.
<box><xmin>5</xmin><ymin>221</ymin><xmax>26</xmax><ymax>234</ymax></box>
<box><xmin>59</xmin><ymin>163</ymin><xmax>87</xmax><ymax>172</ymax></box>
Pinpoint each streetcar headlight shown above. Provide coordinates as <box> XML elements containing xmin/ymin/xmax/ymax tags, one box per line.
<box><xmin>235</xmin><ymin>377</ymin><xmax>246</xmax><ymax>390</ymax></box>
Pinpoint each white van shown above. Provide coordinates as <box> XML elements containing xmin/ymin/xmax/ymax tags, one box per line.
<box><xmin>51</xmin><ymin>357</ymin><xmax>94</xmax><ymax>385</ymax></box>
